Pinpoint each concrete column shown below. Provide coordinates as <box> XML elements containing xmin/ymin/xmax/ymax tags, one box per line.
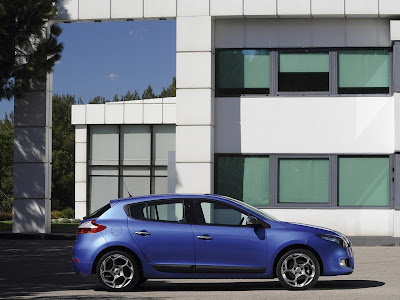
<box><xmin>13</xmin><ymin>72</ymin><xmax>53</xmax><ymax>233</ymax></box>
<box><xmin>175</xmin><ymin>15</ymin><xmax>215</xmax><ymax>193</ymax></box>
<box><xmin>74</xmin><ymin>124</ymin><xmax>88</xmax><ymax>220</ymax></box>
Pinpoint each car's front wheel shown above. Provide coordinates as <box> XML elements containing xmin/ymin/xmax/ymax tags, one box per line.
<box><xmin>276</xmin><ymin>249</ymin><xmax>320</xmax><ymax>290</ymax></box>
<box><xmin>96</xmin><ymin>250</ymin><xmax>140</xmax><ymax>292</ymax></box>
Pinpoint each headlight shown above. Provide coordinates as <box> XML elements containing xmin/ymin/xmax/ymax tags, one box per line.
<box><xmin>317</xmin><ymin>234</ymin><xmax>348</xmax><ymax>247</ymax></box>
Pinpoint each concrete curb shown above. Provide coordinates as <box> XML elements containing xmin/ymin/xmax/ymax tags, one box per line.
<box><xmin>0</xmin><ymin>233</ymin><xmax>75</xmax><ymax>240</ymax></box>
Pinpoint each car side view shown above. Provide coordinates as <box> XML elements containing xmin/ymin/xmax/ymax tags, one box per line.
<box><xmin>72</xmin><ymin>194</ymin><xmax>354</xmax><ymax>291</ymax></box>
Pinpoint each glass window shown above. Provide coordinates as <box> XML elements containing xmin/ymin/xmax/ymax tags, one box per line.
<box><xmin>89</xmin><ymin>175</ymin><xmax>119</xmax><ymax>213</ymax></box>
<box><xmin>217</xmin><ymin>50</ymin><xmax>270</xmax><ymax>96</ymax></box>
<box><xmin>278</xmin><ymin>52</ymin><xmax>329</xmax><ymax>92</ymax></box>
<box><xmin>278</xmin><ymin>159</ymin><xmax>330</xmax><ymax>203</ymax></box>
<box><xmin>130</xmin><ymin>201</ymin><xmax>184</xmax><ymax>223</ymax></box>
<box><xmin>90</xmin><ymin>125</ymin><xmax>119</xmax><ymax>164</ymax></box>
<box><xmin>216</xmin><ymin>156</ymin><xmax>269</xmax><ymax>207</ymax></box>
<box><xmin>121</xmin><ymin>125</ymin><xmax>151</xmax><ymax>165</ymax></box>
<box><xmin>338</xmin><ymin>49</ymin><xmax>390</xmax><ymax>94</ymax></box>
<box><xmin>120</xmin><ymin>167</ymin><xmax>151</xmax><ymax>198</ymax></box>
<box><xmin>152</xmin><ymin>125</ymin><xmax>176</xmax><ymax>165</ymax></box>
<box><xmin>338</xmin><ymin>157</ymin><xmax>390</xmax><ymax>206</ymax></box>
<box><xmin>197</xmin><ymin>201</ymin><xmax>248</xmax><ymax>226</ymax></box>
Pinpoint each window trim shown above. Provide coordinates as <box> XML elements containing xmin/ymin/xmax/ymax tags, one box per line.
<box><xmin>216</xmin><ymin>47</ymin><xmax>392</xmax><ymax>98</ymax></box>
<box><xmin>126</xmin><ymin>199</ymin><xmax>188</xmax><ymax>224</ymax></box>
<box><xmin>215</xmin><ymin>153</ymin><xmax>394</xmax><ymax>209</ymax></box>
<box><xmin>192</xmin><ymin>198</ymin><xmax>256</xmax><ymax>228</ymax></box>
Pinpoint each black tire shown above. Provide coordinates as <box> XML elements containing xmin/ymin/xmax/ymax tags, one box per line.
<box><xmin>96</xmin><ymin>250</ymin><xmax>140</xmax><ymax>292</ymax></box>
<box><xmin>276</xmin><ymin>248</ymin><xmax>320</xmax><ymax>290</ymax></box>
<box><xmin>137</xmin><ymin>277</ymin><xmax>147</xmax><ymax>286</ymax></box>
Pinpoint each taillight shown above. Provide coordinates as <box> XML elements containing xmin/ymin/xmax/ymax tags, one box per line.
<box><xmin>77</xmin><ymin>220</ymin><xmax>107</xmax><ymax>234</ymax></box>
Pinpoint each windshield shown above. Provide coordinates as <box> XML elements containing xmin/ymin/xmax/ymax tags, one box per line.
<box><xmin>219</xmin><ymin>196</ymin><xmax>280</xmax><ymax>221</ymax></box>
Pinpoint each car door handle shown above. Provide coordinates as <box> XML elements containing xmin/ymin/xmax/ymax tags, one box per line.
<box><xmin>197</xmin><ymin>235</ymin><xmax>213</xmax><ymax>240</ymax></box>
<box><xmin>135</xmin><ymin>230</ymin><xmax>151</xmax><ymax>236</ymax></box>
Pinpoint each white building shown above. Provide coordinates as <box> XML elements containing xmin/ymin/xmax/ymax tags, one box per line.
<box><xmin>13</xmin><ymin>0</ymin><xmax>400</xmax><ymax>236</ymax></box>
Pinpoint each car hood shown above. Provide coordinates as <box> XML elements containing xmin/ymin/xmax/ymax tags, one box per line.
<box><xmin>281</xmin><ymin>221</ymin><xmax>346</xmax><ymax>238</ymax></box>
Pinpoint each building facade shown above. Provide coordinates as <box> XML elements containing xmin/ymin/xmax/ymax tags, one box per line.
<box><xmin>58</xmin><ymin>1</ymin><xmax>400</xmax><ymax>237</ymax></box>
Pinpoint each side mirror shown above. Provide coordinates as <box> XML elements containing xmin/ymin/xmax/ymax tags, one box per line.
<box><xmin>246</xmin><ymin>216</ymin><xmax>259</xmax><ymax>226</ymax></box>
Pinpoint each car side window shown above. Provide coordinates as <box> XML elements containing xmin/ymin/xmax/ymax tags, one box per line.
<box><xmin>129</xmin><ymin>200</ymin><xmax>185</xmax><ymax>223</ymax></box>
<box><xmin>195</xmin><ymin>200</ymin><xmax>248</xmax><ymax>226</ymax></box>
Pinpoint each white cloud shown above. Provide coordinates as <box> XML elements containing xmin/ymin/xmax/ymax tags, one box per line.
<box><xmin>106</xmin><ymin>73</ymin><xmax>118</xmax><ymax>81</ymax></box>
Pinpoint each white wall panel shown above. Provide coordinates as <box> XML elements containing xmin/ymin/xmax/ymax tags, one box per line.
<box><xmin>210</xmin><ymin>0</ymin><xmax>243</xmax><ymax>16</ymax></box>
<box><xmin>277</xmin><ymin>0</ymin><xmax>311</xmax><ymax>18</ymax></box>
<box><xmin>345</xmin><ymin>0</ymin><xmax>378</xmax><ymax>17</ymax></box>
<box><xmin>177</xmin><ymin>16</ymin><xmax>213</xmax><ymax>52</ymax></box>
<box><xmin>144</xmin><ymin>0</ymin><xmax>177</xmax><ymax>18</ymax></box>
<box><xmin>111</xmin><ymin>0</ymin><xmax>144</xmax><ymax>19</ymax></box>
<box><xmin>244</xmin><ymin>0</ymin><xmax>277</xmax><ymax>17</ymax></box>
<box><xmin>215</xmin><ymin>19</ymin><xmax>245</xmax><ymax>48</ymax></box>
<box><xmin>143</xmin><ymin>104</ymin><xmax>163</xmax><ymax>123</ymax></box>
<box><xmin>124</xmin><ymin>102</ymin><xmax>143</xmax><ymax>124</ymax></box>
<box><xmin>394</xmin><ymin>211</ymin><xmax>400</xmax><ymax>237</ymax></box>
<box><xmin>75</xmin><ymin>201</ymin><xmax>87</xmax><ymax>219</ymax></box>
<box><xmin>79</xmin><ymin>0</ymin><xmax>111</xmax><ymax>20</ymax></box>
<box><xmin>56</xmin><ymin>0</ymin><xmax>79</xmax><ymax>20</ymax></box>
<box><xmin>263</xmin><ymin>209</ymin><xmax>394</xmax><ymax>236</ymax></box>
<box><xmin>71</xmin><ymin>105</ymin><xmax>86</xmax><ymax>125</ymax></box>
<box><xmin>175</xmin><ymin>163</ymin><xmax>213</xmax><ymax>193</ymax></box>
<box><xmin>75</xmin><ymin>163</ymin><xmax>87</xmax><ymax>182</ymax></box>
<box><xmin>176</xmin><ymin>52</ymin><xmax>214</xmax><ymax>89</ymax></box>
<box><xmin>176</xmin><ymin>89</ymin><xmax>214</xmax><ymax>125</ymax></box>
<box><xmin>177</xmin><ymin>0</ymin><xmax>209</xmax><ymax>16</ymax></box>
<box><xmin>176</xmin><ymin>126</ymin><xmax>213</xmax><ymax>162</ymax></box>
<box><xmin>380</xmin><ymin>0</ymin><xmax>400</xmax><ymax>17</ymax></box>
<box><xmin>105</xmin><ymin>103</ymin><xmax>123</xmax><ymax>124</ymax></box>
<box><xmin>75</xmin><ymin>125</ymin><xmax>87</xmax><ymax>143</ymax></box>
<box><xmin>394</xmin><ymin>94</ymin><xmax>400</xmax><ymax>151</ymax></box>
<box><xmin>391</xmin><ymin>20</ymin><xmax>400</xmax><ymax>41</ymax></box>
<box><xmin>75</xmin><ymin>182</ymin><xmax>87</xmax><ymax>203</ymax></box>
<box><xmin>311</xmin><ymin>0</ymin><xmax>344</xmax><ymax>18</ymax></box>
<box><xmin>75</xmin><ymin>143</ymin><xmax>87</xmax><ymax>163</ymax></box>
<box><xmin>163</xmin><ymin>104</ymin><xmax>176</xmax><ymax>124</ymax></box>
<box><xmin>240</xmin><ymin>96</ymin><xmax>395</xmax><ymax>154</ymax></box>
<box><xmin>86</xmin><ymin>104</ymin><xmax>105</xmax><ymax>124</ymax></box>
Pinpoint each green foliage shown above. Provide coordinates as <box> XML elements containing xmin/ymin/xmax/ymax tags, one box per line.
<box><xmin>142</xmin><ymin>84</ymin><xmax>155</xmax><ymax>99</ymax></box>
<box><xmin>51</xmin><ymin>207</ymin><xmax>75</xmax><ymax>219</ymax></box>
<box><xmin>52</xmin><ymin>94</ymin><xmax>78</xmax><ymax>210</ymax></box>
<box><xmin>60</xmin><ymin>218</ymin><xmax>71</xmax><ymax>223</ymax></box>
<box><xmin>0</xmin><ymin>212</ymin><xmax>12</xmax><ymax>221</ymax></box>
<box><xmin>159</xmin><ymin>77</ymin><xmax>176</xmax><ymax>98</ymax></box>
<box><xmin>88</xmin><ymin>95</ymin><xmax>108</xmax><ymax>104</ymax></box>
<box><xmin>0</xmin><ymin>112</ymin><xmax>13</xmax><ymax>213</ymax></box>
<box><xmin>0</xmin><ymin>0</ymin><xmax>63</xmax><ymax>100</ymax></box>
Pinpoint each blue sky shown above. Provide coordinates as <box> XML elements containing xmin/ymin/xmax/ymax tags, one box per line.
<box><xmin>0</xmin><ymin>20</ymin><xmax>176</xmax><ymax>117</ymax></box>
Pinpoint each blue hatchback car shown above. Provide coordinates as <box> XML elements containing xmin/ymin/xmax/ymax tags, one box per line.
<box><xmin>72</xmin><ymin>194</ymin><xmax>354</xmax><ymax>291</ymax></box>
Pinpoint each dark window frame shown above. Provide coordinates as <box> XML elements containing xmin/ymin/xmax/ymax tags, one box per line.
<box><xmin>215</xmin><ymin>153</ymin><xmax>394</xmax><ymax>209</ymax></box>
<box><xmin>215</xmin><ymin>47</ymin><xmax>392</xmax><ymax>98</ymax></box>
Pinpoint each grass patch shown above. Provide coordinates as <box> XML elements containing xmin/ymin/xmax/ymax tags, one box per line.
<box><xmin>0</xmin><ymin>221</ymin><xmax>80</xmax><ymax>233</ymax></box>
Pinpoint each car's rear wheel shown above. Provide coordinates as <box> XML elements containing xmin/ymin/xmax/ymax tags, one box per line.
<box><xmin>96</xmin><ymin>250</ymin><xmax>140</xmax><ymax>292</ymax></box>
<box><xmin>276</xmin><ymin>249</ymin><xmax>320</xmax><ymax>290</ymax></box>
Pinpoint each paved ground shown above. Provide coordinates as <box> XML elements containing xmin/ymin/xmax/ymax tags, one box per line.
<box><xmin>0</xmin><ymin>240</ymin><xmax>399</xmax><ymax>300</ymax></box>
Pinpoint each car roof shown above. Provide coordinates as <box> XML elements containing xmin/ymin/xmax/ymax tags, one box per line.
<box><xmin>110</xmin><ymin>194</ymin><xmax>229</xmax><ymax>206</ymax></box>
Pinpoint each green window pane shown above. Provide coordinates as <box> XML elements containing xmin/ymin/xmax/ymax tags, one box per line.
<box><xmin>216</xmin><ymin>156</ymin><xmax>269</xmax><ymax>206</ymax></box>
<box><xmin>278</xmin><ymin>53</ymin><xmax>329</xmax><ymax>92</ymax></box>
<box><xmin>279</xmin><ymin>53</ymin><xmax>329</xmax><ymax>73</ymax></box>
<box><xmin>279</xmin><ymin>159</ymin><xmax>329</xmax><ymax>203</ymax></box>
<box><xmin>218</xmin><ymin>50</ymin><xmax>269</xmax><ymax>89</ymax></box>
<box><xmin>338</xmin><ymin>50</ymin><xmax>389</xmax><ymax>94</ymax></box>
<box><xmin>338</xmin><ymin>157</ymin><xmax>389</xmax><ymax>207</ymax></box>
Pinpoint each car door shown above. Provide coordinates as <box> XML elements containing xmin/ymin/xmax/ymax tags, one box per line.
<box><xmin>192</xmin><ymin>199</ymin><xmax>267</xmax><ymax>273</ymax></box>
<box><xmin>127</xmin><ymin>199</ymin><xmax>195</xmax><ymax>273</ymax></box>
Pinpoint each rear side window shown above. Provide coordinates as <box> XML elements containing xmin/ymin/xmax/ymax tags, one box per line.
<box><xmin>84</xmin><ymin>204</ymin><xmax>111</xmax><ymax>220</ymax></box>
<box><xmin>129</xmin><ymin>200</ymin><xmax>184</xmax><ymax>223</ymax></box>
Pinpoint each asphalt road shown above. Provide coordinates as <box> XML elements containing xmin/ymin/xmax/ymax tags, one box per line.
<box><xmin>0</xmin><ymin>240</ymin><xmax>399</xmax><ymax>300</ymax></box>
